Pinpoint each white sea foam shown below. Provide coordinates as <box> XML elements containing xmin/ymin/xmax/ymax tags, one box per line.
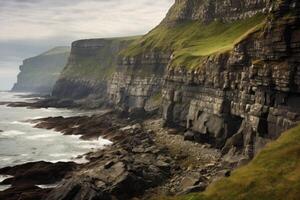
<box><xmin>69</xmin><ymin>135</ymin><xmax>81</xmax><ymax>139</ymax></box>
<box><xmin>10</xmin><ymin>121</ymin><xmax>32</xmax><ymax>126</ymax></box>
<box><xmin>80</xmin><ymin>144</ymin><xmax>97</xmax><ymax>149</ymax></box>
<box><xmin>0</xmin><ymin>157</ymin><xmax>13</xmax><ymax>162</ymax></box>
<box><xmin>31</xmin><ymin>116</ymin><xmax>45</xmax><ymax>119</ymax></box>
<box><xmin>98</xmin><ymin>138</ymin><xmax>113</xmax><ymax>146</ymax></box>
<box><xmin>51</xmin><ymin>159</ymin><xmax>70</xmax><ymax>163</ymax></box>
<box><xmin>0</xmin><ymin>185</ymin><xmax>11</xmax><ymax>191</ymax></box>
<box><xmin>25</xmin><ymin>133</ymin><xmax>57</xmax><ymax>140</ymax></box>
<box><xmin>0</xmin><ymin>175</ymin><xmax>13</xmax><ymax>182</ymax></box>
<box><xmin>37</xmin><ymin>183</ymin><xmax>58</xmax><ymax>189</ymax></box>
<box><xmin>49</xmin><ymin>153</ymin><xmax>69</xmax><ymax>158</ymax></box>
<box><xmin>1</xmin><ymin>130</ymin><xmax>26</xmax><ymax>137</ymax></box>
<box><xmin>73</xmin><ymin>156</ymin><xmax>89</xmax><ymax>164</ymax></box>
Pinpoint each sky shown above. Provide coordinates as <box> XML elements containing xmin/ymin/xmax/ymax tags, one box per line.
<box><xmin>0</xmin><ymin>0</ymin><xmax>174</xmax><ymax>90</ymax></box>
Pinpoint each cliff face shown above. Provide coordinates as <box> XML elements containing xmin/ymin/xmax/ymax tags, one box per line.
<box><xmin>52</xmin><ymin>38</ymin><xmax>136</xmax><ymax>99</ymax></box>
<box><xmin>107</xmin><ymin>51</ymin><xmax>170</xmax><ymax>112</ymax></box>
<box><xmin>162</xmin><ymin>0</ymin><xmax>300</xmax><ymax>161</ymax></box>
<box><xmin>162</xmin><ymin>0</ymin><xmax>269</xmax><ymax>24</ymax></box>
<box><xmin>109</xmin><ymin>0</ymin><xmax>300</xmax><ymax>161</ymax></box>
<box><xmin>39</xmin><ymin>1</ymin><xmax>300</xmax><ymax>199</ymax></box>
<box><xmin>12</xmin><ymin>47</ymin><xmax>70</xmax><ymax>94</ymax></box>
<box><xmin>110</xmin><ymin>0</ymin><xmax>270</xmax><ymax>113</ymax></box>
<box><xmin>51</xmin><ymin>0</ymin><xmax>300</xmax><ymax>160</ymax></box>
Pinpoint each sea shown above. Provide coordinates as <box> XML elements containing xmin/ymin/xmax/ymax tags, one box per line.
<box><xmin>0</xmin><ymin>91</ymin><xmax>112</xmax><ymax>169</ymax></box>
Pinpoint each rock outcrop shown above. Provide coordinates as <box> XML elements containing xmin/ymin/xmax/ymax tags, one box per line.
<box><xmin>107</xmin><ymin>51</ymin><xmax>170</xmax><ymax>112</ymax></box>
<box><xmin>162</xmin><ymin>0</ymin><xmax>270</xmax><ymax>24</ymax></box>
<box><xmin>12</xmin><ymin>47</ymin><xmax>70</xmax><ymax>94</ymax></box>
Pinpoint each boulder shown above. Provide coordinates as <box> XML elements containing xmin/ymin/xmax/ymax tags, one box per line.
<box><xmin>177</xmin><ymin>183</ymin><xmax>207</xmax><ymax>195</ymax></box>
<box><xmin>184</xmin><ymin>131</ymin><xmax>195</xmax><ymax>141</ymax></box>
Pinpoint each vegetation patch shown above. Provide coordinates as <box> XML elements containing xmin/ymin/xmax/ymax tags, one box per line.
<box><xmin>62</xmin><ymin>56</ymin><xmax>115</xmax><ymax>81</ymax></box>
<box><xmin>160</xmin><ymin>124</ymin><xmax>300</xmax><ymax>200</ymax></box>
<box><xmin>61</xmin><ymin>37</ymin><xmax>139</xmax><ymax>81</ymax></box>
<box><xmin>121</xmin><ymin>14</ymin><xmax>266</xmax><ymax>70</ymax></box>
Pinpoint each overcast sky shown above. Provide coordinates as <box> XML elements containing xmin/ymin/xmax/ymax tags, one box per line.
<box><xmin>0</xmin><ymin>0</ymin><xmax>174</xmax><ymax>90</ymax></box>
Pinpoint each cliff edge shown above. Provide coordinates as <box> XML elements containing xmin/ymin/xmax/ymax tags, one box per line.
<box><xmin>12</xmin><ymin>47</ymin><xmax>70</xmax><ymax>94</ymax></box>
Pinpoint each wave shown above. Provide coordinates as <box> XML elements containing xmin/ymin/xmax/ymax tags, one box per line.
<box><xmin>37</xmin><ymin>183</ymin><xmax>58</xmax><ymax>189</ymax></box>
<box><xmin>10</xmin><ymin>121</ymin><xmax>32</xmax><ymax>126</ymax></box>
<box><xmin>0</xmin><ymin>185</ymin><xmax>11</xmax><ymax>191</ymax></box>
<box><xmin>0</xmin><ymin>175</ymin><xmax>13</xmax><ymax>182</ymax></box>
<box><xmin>0</xmin><ymin>130</ymin><xmax>26</xmax><ymax>137</ymax></box>
<box><xmin>25</xmin><ymin>133</ymin><xmax>57</xmax><ymax>140</ymax></box>
<box><xmin>30</xmin><ymin>116</ymin><xmax>45</xmax><ymax>119</ymax></box>
<box><xmin>49</xmin><ymin>153</ymin><xmax>69</xmax><ymax>158</ymax></box>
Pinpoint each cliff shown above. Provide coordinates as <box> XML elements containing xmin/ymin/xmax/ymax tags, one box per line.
<box><xmin>161</xmin><ymin>0</ymin><xmax>300</xmax><ymax>162</ymax></box>
<box><xmin>52</xmin><ymin>37</ymin><xmax>138</xmax><ymax>99</ymax></box>
<box><xmin>34</xmin><ymin>0</ymin><xmax>300</xmax><ymax>199</ymax></box>
<box><xmin>107</xmin><ymin>0</ymin><xmax>300</xmax><ymax>162</ymax></box>
<box><xmin>161</xmin><ymin>0</ymin><xmax>269</xmax><ymax>24</ymax></box>
<box><xmin>113</xmin><ymin>0</ymin><xmax>269</xmax><ymax>113</ymax></box>
<box><xmin>51</xmin><ymin>0</ymin><xmax>300</xmax><ymax>161</ymax></box>
<box><xmin>12</xmin><ymin>47</ymin><xmax>70</xmax><ymax>94</ymax></box>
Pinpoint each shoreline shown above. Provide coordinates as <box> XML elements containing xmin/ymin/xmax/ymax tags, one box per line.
<box><xmin>0</xmin><ymin>98</ymin><xmax>233</xmax><ymax>199</ymax></box>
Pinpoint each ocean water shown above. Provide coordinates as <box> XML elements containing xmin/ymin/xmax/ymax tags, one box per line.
<box><xmin>0</xmin><ymin>91</ymin><xmax>112</xmax><ymax>169</ymax></box>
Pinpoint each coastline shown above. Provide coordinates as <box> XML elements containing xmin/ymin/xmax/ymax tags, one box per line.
<box><xmin>0</xmin><ymin>97</ymin><xmax>232</xmax><ymax>199</ymax></box>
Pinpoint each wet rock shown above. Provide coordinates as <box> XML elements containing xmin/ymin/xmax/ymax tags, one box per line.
<box><xmin>184</xmin><ymin>131</ymin><xmax>195</xmax><ymax>141</ymax></box>
<box><xmin>0</xmin><ymin>185</ymin><xmax>51</xmax><ymax>200</ymax></box>
<box><xmin>31</xmin><ymin>112</ymin><xmax>128</xmax><ymax>141</ymax></box>
<box><xmin>177</xmin><ymin>183</ymin><xmax>207</xmax><ymax>195</ymax></box>
<box><xmin>180</xmin><ymin>172</ymin><xmax>203</xmax><ymax>190</ymax></box>
<box><xmin>0</xmin><ymin>161</ymin><xmax>77</xmax><ymax>186</ymax></box>
<box><xmin>0</xmin><ymin>161</ymin><xmax>77</xmax><ymax>200</ymax></box>
<box><xmin>45</xmin><ymin>129</ymin><xmax>174</xmax><ymax>200</ymax></box>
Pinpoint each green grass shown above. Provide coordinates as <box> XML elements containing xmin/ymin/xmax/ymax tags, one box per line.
<box><xmin>121</xmin><ymin>14</ymin><xmax>266</xmax><ymax>69</ymax></box>
<box><xmin>61</xmin><ymin>37</ymin><xmax>139</xmax><ymax>81</ymax></box>
<box><xmin>161</xmin><ymin>124</ymin><xmax>300</xmax><ymax>200</ymax></box>
<box><xmin>62</xmin><ymin>36</ymin><xmax>140</xmax><ymax>81</ymax></box>
<box><xmin>62</xmin><ymin>57</ymin><xmax>114</xmax><ymax>80</ymax></box>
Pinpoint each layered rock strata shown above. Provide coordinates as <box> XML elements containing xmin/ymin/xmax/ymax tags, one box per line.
<box><xmin>110</xmin><ymin>0</ymin><xmax>271</xmax><ymax>112</ymax></box>
<box><xmin>162</xmin><ymin>0</ymin><xmax>300</xmax><ymax>161</ymax></box>
<box><xmin>52</xmin><ymin>38</ymin><xmax>134</xmax><ymax>99</ymax></box>
<box><xmin>50</xmin><ymin>0</ymin><xmax>300</xmax><ymax>161</ymax></box>
<box><xmin>107</xmin><ymin>51</ymin><xmax>170</xmax><ymax>112</ymax></box>
<box><xmin>162</xmin><ymin>0</ymin><xmax>270</xmax><ymax>24</ymax></box>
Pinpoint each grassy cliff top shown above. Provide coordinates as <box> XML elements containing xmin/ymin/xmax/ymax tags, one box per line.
<box><xmin>73</xmin><ymin>36</ymin><xmax>141</xmax><ymax>45</ymax></box>
<box><xmin>40</xmin><ymin>46</ymin><xmax>71</xmax><ymax>56</ymax></box>
<box><xmin>162</xmin><ymin>123</ymin><xmax>300</xmax><ymax>200</ymax></box>
<box><xmin>121</xmin><ymin>14</ymin><xmax>266</xmax><ymax>69</ymax></box>
<box><xmin>60</xmin><ymin>36</ymin><xmax>140</xmax><ymax>81</ymax></box>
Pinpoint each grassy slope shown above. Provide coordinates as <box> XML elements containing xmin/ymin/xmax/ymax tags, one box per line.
<box><xmin>121</xmin><ymin>14</ymin><xmax>266</xmax><ymax>69</ymax></box>
<box><xmin>162</xmin><ymin>124</ymin><xmax>300</xmax><ymax>200</ymax></box>
<box><xmin>61</xmin><ymin>36</ymin><xmax>139</xmax><ymax>81</ymax></box>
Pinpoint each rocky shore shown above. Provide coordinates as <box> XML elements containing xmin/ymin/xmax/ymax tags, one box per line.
<box><xmin>0</xmin><ymin>161</ymin><xmax>78</xmax><ymax>200</ymax></box>
<box><xmin>0</xmin><ymin>101</ymin><xmax>232</xmax><ymax>199</ymax></box>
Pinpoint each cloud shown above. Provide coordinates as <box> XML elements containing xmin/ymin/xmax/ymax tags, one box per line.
<box><xmin>0</xmin><ymin>0</ymin><xmax>174</xmax><ymax>41</ymax></box>
<box><xmin>0</xmin><ymin>0</ymin><xmax>174</xmax><ymax>90</ymax></box>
